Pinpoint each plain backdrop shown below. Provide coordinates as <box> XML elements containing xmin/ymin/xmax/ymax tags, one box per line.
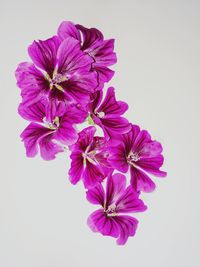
<box><xmin>0</xmin><ymin>0</ymin><xmax>200</xmax><ymax>266</ymax></box>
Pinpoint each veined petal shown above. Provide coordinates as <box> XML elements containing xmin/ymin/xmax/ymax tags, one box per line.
<box><xmin>87</xmin><ymin>209</ymin><xmax>119</xmax><ymax>238</ymax></box>
<box><xmin>93</xmin><ymin>65</ymin><xmax>115</xmax><ymax>84</ymax></box>
<box><xmin>86</xmin><ymin>183</ymin><xmax>105</xmax><ymax>206</ymax></box>
<box><xmin>69</xmin><ymin>151</ymin><xmax>83</xmax><ymax>185</ymax></box>
<box><xmin>61</xmin><ymin>70</ymin><xmax>97</xmax><ymax>105</ymax></box>
<box><xmin>137</xmin><ymin>155</ymin><xmax>167</xmax><ymax>177</ymax></box>
<box><xmin>39</xmin><ymin>134</ymin><xmax>63</xmax><ymax>160</ymax></box>
<box><xmin>57</xmin><ymin>37</ymin><xmax>93</xmax><ymax>74</ymax></box>
<box><xmin>90</xmin><ymin>39</ymin><xmax>117</xmax><ymax>66</ymax></box>
<box><xmin>116</xmin><ymin>185</ymin><xmax>147</xmax><ymax>212</ymax></box>
<box><xmin>122</xmin><ymin>125</ymin><xmax>140</xmax><ymax>153</ymax></box>
<box><xmin>97</xmin><ymin>87</ymin><xmax>128</xmax><ymax>116</ymax></box>
<box><xmin>100</xmin><ymin>117</ymin><xmax>131</xmax><ymax>135</ymax></box>
<box><xmin>106</xmin><ymin>173</ymin><xmax>126</xmax><ymax>207</ymax></box>
<box><xmin>45</xmin><ymin>101</ymin><xmax>66</xmax><ymax>122</ymax></box>
<box><xmin>57</xmin><ymin>21</ymin><xmax>81</xmax><ymax>41</ymax></box>
<box><xmin>87</xmin><ymin>211</ymin><xmax>138</xmax><ymax>245</ymax></box>
<box><xmin>28</xmin><ymin>36</ymin><xmax>60</xmax><ymax>76</ymax></box>
<box><xmin>64</xmin><ymin>105</ymin><xmax>88</xmax><ymax>124</ymax></box>
<box><xmin>75</xmin><ymin>126</ymin><xmax>96</xmax><ymax>151</ymax></box>
<box><xmin>15</xmin><ymin>62</ymin><xmax>49</xmax><ymax>106</ymax></box>
<box><xmin>130</xmin><ymin>166</ymin><xmax>156</xmax><ymax>193</ymax></box>
<box><xmin>83</xmin><ymin>160</ymin><xmax>104</xmax><ymax>189</ymax></box>
<box><xmin>89</xmin><ymin>90</ymin><xmax>103</xmax><ymax>112</ymax></box>
<box><xmin>133</xmin><ymin>129</ymin><xmax>151</xmax><ymax>152</ymax></box>
<box><xmin>114</xmin><ymin>215</ymin><xmax>138</xmax><ymax>245</ymax></box>
<box><xmin>54</xmin><ymin>122</ymin><xmax>78</xmax><ymax>145</ymax></box>
<box><xmin>108</xmin><ymin>145</ymin><xmax>129</xmax><ymax>173</ymax></box>
<box><xmin>76</xmin><ymin>24</ymin><xmax>103</xmax><ymax>50</ymax></box>
<box><xmin>53</xmin><ymin>105</ymin><xmax>87</xmax><ymax>145</ymax></box>
<box><xmin>140</xmin><ymin>141</ymin><xmax>163</xmax><ymax>158</ymax></box>
<box><xmin>20</xmin><ymin>122</ymin><xmax>53</xmax><ymax>158</ymax></box>
<box><xmin>18</xmin><ymin>100</ymin><xmax>46</xmax><ymax>123</ymax></box>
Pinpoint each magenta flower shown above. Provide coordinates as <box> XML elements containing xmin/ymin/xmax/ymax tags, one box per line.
<box><xmin>69</xmin><ymin>126</ymin><xmax>112</xmax><ymax>189</ymax></box>
<box><xmin>108</xmin><ymin>125</ymin><xmax>167</xmax><ymax>193</ymax></box>
<box><xmin>16</xmin><ymin>20</ymin><xmax>167</xmax><ymax>245</ymax></box>
<box><xmin>88</xmin><ymin>87</ymin><xmax>131</xmax><ymax>139</ymax></box>
<box><xmin>19</xmin><ymin>100</ymin><xmax>87</xmax><ymax>160</ymax></box>
<box><xmin>57</xmin><ymin>21</ymin><xmax>117</xmax><ymax>87</ymax></box>
<box><xmin>87</xmin><ymin>172</ymin><xmax>147</xmax><ymax>245</ymax></box>
<box><xmin>16</xmin><ymin>36</ymin><xmax>97</xmax><ymax>106</ymax></box>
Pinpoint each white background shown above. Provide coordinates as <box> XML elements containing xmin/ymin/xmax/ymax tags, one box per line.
<box><xmin>0</xmin><ymin>0</ymin><xmax>200</xmax><ymax>266</ymax></box>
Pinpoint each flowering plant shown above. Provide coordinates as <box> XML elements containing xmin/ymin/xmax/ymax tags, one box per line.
<box><xmin>16</xmin><ymin>21</ymin><xmax>166</xmax><ymax>245</ymax></box>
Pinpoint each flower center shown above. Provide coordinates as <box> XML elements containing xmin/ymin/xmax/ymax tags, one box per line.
<box><xmin>95</xmin><ymin>110</ymin><xmax>105</xmax><ymax>119</ymax></box>
<box><xmin>43</xmin><ymin>116</ymin><xmax>60</xmax><ymax>130</ymax></box>
<box><xmin>46</xmin><ymin>72</ymin><xmax>68</xmax><ymax>92</ymax></box>
<box><xmin>105</xmin><ymin>204</ymin><xmax>117</xmax><ymax>217</ymax></box>
<box><xmin>127</xmin><ymin>151</ymin><xmax>140</xmax><ymax>165</ymax></box>
<box><xmin>82</xmin><ymin>149</ymin><xmax>96</xmax><ymax>165</ymax></box>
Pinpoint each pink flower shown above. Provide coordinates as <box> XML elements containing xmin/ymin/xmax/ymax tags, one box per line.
<box><xmin>19</xmin><ymin>100</ymin><xmax>87</xmax><ymax>160</ymax></box>
<box><xmin>57</xmin><ymin>21</ymin><xmax>117</xmax><ymax>87</ymax></box>
<box><xmin>16</xmin><ymin>36</ymin><xmax>97</xmax><ymax>106</ymax></box>
<box><xmin>87</xmin><ymin>172</ymin><xmax>147</xmax><ymax>245</ymax></box>
<box><xmin>88</xmin><ymin>87</ymin><xmax>131</xmax><ymax>139</ymax></box>
<box><xmin>69</xmin><ymin>126</ymin><xmax>112</xmax><ymax>189</ymax></box>
<box><xmin>108</xmin><ymin>125</ymin><xmax>167</xmax><ymax>192</ymax></box>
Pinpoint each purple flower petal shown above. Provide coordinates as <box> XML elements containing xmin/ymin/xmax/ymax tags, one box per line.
<box><xmin>100</xmin><ymin>116</ymin><xmax>131</xmax><ymax>135</ymax></box>
<box><xmin>133</xmin><ymin>166</ymin><xmax>156</xmax><ymax>192</ymax></box>
<box><xmin>116</xmin><ymin>185</ymin><xmax>147</xmax><ymax>212</ymax></box>
<box><xmin>108</xmin><ymin>145</ymin><xmax>129</xmax><ymax>173</ymax></box>
<box><xmin>130</xmin><ymin>166</ymin><xmax>156</xmax><ymax>193</ymax></box>
<box><xmin>122</xmin><ymin>125</ymin><xmax>140</xmax><ymax>153</ymax></box>
<box><xmin>137</xmin><ymin>156</ymin><xmax>167</xmax><ymax>177</ymax></box>
<box><xmin>97</xmin><ymin>87</ymin><xmax>128</xmax><ymax>116</ymax></box>
<box><xmin>106</xmin><ymin>173</ymin><xmax>126</xmax><ymax>207</ymax></box>
<box><xmin>39</xmin><ymin>134</ymin><xmax>64</xmax><ymax>160</ymax></box>
<box><xmin>20</xmin><ymin>122</ymin><xmax>53</xmax><ymax>158</ymax></box>
<box><xmin>64</xmin><ymin>105</ymin><xmax>88</xmax><ymax>124</ymax></box>
<box><xmin>90</xmin><ymin>39</ymin><xmax>117</xmax><ymax>67</ymax></box>
<box><xmin>54</xmin><ymin>122</ymin><xmax>78</xmax><ymax>145</ymax></box>
<box><xmin>87</xmin><ymin>211</ymin><xmax>138</xmax><ymax>245</ymax></box>
<box><xmin>57</xmin><ymin>21</ymin><xmax>81</xmax><ymax>41</ymax></box>
<box><xmin>69</xmin><ymin>151</ymin><xmax>84</xmax><ymax>185</ymax></box>
<box><xmin>18</xmin><ymin>101</ymin><xmax>46</xmax><ymax>123</ymax></box>
<box><xmin>86</xmin><ymin>183</ymin><xmax>105</xmax><ymax>206</ymax></box>
<box><xmin>87</xmin><ymin>209</ymin><xmax>119</xmax><ymax>238</ymax></box>
<box><xmin>76</xmin><ymin>24</ymin><xmax>103</xmax><ymax>50</ymax></box>
<box><xmin>15</xmin><ymin>62</ymin><xmax>49</xmax><ymax>106</ymax></box>
<box><xmin>82</xmin><ymin>160</ymin><xmax>104</xmax><ymax>189</ymax></box>
<box><xmin>61</xmin><ymin>71</ymin><xmax>97</xmax><ymax>105</ymax></box>
<box><xmin>74</xmin><ymin>126</ymin><xmax>96</xmax><ymax>151</ymax></box>
<box><xmin>140</xmin><ymin>141</ymin><xmax>163</xmax><ymax>158</ymax></box>
<box><xmin>89</xmin><ymin>90</ymin><xmax>103</xmax><ymax>113</ymax></box>
<box><xmin>53</xmin><ymin>105</ymin><xmax>87</xmax><ymax>145</ymax></box>
<box><xmin>93</xmin><ymin>65</ymin><xmax>115</xmax><ymax>84</ymax></box>
<box><xmin>45</xmin><ymin>101</ymin><xmax>66</xmax><ymax>122</ymax></box>
<box><xmin>28</xmin><ymin>36</ymin><xmax>60</xmax><ymax>76</ymax></box>
<box><xmin>132</xmin><ymin>129</ymin><xmax>151</xmax><ymax>152</ymax></box>
<box><xmin>114</xmin><ymin>215</ymin><xmax>138</xmax><ymax>245</ymax></box>
<box><xmin>57</xmin><ymin>37</ymin><xmax>93</xmax><ymax>75</ymax></box>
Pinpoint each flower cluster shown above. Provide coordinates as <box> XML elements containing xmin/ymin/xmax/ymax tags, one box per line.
<box><xmin>16</xmin><ymin>21</ymin><xmax>167</xmax><ymax>245</ymax></box>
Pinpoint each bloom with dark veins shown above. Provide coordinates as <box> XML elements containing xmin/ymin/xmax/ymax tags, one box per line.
<box><xmin>16</xmin><ymin>36</ymin><xmax>98</xmax><ymax>106</ymax></box>
<box><xmin>87</xmin><ymin>172</ymin><xmax>147</xmax><ymax>245</ymax></box>
<box><xmin>19</xmin><ymin>100</ymin><xmax>87</xmax><ymax>160</ymax></box>
<box><xmin>57</xmin><ymin>21</ymin><xmax>117</xmax><ymax>87</ymax></box>
<box><xmin>108</xmin><ymin>124</ymin><xmax>167</xmax><ymax>193</ymax></box>
<box><xmin>88</xmin><ymin>87</ymin><xmax>131</xmax><ymax>139</ymax></box>
<box><xmin>69</xmin><ymin>126</ymin><xmax>112</xmax><ymax>189</ymax></box>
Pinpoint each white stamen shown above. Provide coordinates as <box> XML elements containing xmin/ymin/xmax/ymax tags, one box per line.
<box><xmin>96</xmin><ymin>111</ymin><xmax>105</xmax><ymax>118</ymax></box>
